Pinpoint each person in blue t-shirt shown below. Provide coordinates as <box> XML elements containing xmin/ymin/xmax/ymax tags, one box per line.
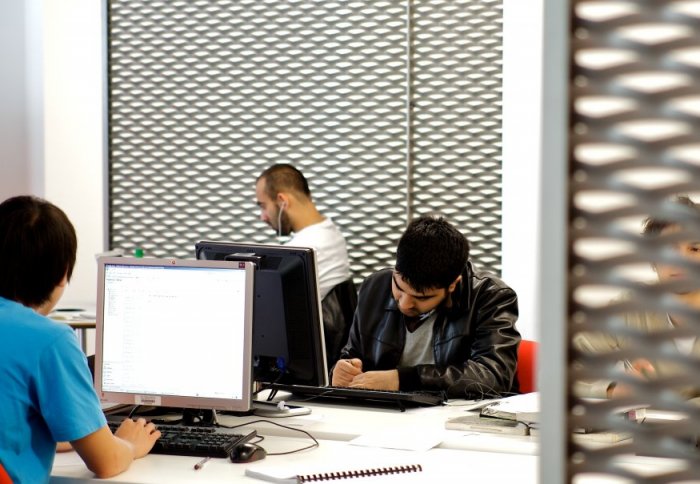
<box><xmin>0</xmin><ymin>195</ymin><xmax>161</xmax><ymax>483</ymax></box>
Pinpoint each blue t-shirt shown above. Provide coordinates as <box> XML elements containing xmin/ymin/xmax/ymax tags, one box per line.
<box><xmin>0</xmin><ymin>297</ymin><xmax>106</xmax><ymax>483</ymax></box>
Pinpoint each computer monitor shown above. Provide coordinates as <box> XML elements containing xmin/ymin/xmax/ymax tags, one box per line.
<box><xmin>94</xmin><ymin>257</ymin><xmax>255</xmax><ymax>414</ymax></box>
<box><xmin>195</xmin><ymin>241</ymin><xmax>329</xmax><ymax>388</ymax></box>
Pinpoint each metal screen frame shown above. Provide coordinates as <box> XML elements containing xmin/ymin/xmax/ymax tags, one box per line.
<box><xmin>542</xmin><ymin>0</ymin><xmax>700</xmax><ymax>482</ymax></box>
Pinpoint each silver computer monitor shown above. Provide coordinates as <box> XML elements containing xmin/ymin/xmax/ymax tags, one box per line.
<box><xmin>94</xmin><ymin>257</ymin><xmax>255</xmax><ymax>413</ymax></box>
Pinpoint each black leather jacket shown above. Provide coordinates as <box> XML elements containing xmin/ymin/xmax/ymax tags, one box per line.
<box><xmin>338</xmin><ymin>263</ymin><xmax>520</xmax><ymax>399</ymax></box>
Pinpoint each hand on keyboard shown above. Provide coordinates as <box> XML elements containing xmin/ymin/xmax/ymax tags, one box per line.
<box><xmin>107</xmin><ymin>420</ymin><xmax>254</xmax><ymax>458</ymax></box>
<box><xmin>112</xmin><ymin>418</ymin><xmax>161</xmax><ymax>458</ymax></box>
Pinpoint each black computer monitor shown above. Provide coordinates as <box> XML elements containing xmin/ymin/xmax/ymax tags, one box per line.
<box><xmin>195</xmin><ymin>241</ymin><xmax>329</xmax><ymax>388</ymax></box>
<box><xmin>94</xmin><ymin>257</ymin><xmax>255</xmax><ymax>414</ymax></box>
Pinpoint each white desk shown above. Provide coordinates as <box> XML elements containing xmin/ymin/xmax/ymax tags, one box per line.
<box><xmin>51</xmin><ymin>397</ymin><xmax>539</xmax><ymax>482</ymax></box>
<box><xmin>51</xmin><ymin>399</ymin><xmax>693</xmax><ymax>483</ymax></box>
<box><xmin>52</xmin><ymin>437</ymin><xmax>693</xmax><ymax>484</ymax></box>
<box><xmin>51</xmin><ymin>437</ymin><xmax>539</xmax><ymax>483</ymax></box>
<box><xmin>223</xmin><ymin>395</ymin><xmax>540</xmax><ymax>455</ymax></box>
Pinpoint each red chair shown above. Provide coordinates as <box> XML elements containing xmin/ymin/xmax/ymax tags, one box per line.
<box><xmin>0</xmin><ymin>462</ymin><xmax>12</xmax><ymax>484</ymax></box>
<box><xmin>516</xmin><ymin>339</ymin><xmax>538</xmax><ymax>393</ymax></box>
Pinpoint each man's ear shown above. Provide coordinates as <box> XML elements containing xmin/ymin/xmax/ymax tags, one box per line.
<box><xmin>276</xmin><ymin>193</ymin><xmax>289</xmax><ymax>209</ymax></box>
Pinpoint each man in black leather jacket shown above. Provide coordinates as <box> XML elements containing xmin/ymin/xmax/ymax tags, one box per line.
<box><xmin>331</xmin><ymin>216</ymin><xmax>521</xmax><ymax>399</ymax></box>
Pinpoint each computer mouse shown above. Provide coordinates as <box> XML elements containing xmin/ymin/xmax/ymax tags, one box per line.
<box><xmin>229</xmin><ymin>443</ymin><xmax>267</xmax><ymax>463</ymax></box>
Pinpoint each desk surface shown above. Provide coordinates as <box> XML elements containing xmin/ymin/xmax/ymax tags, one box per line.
<box><xmin>52</xmin><ymin>397</ymin><xmax>694</xmax><ymax>483</ymax></box>
<box><xmin>228</xmin><ymin>393</ymin><xmax>540</xmax><ymax>455</ymax></box>
<box><xmin>52</xmin><ymin>437</ymin><xmax>539</xmax><ymax>483</ymax></box>
<box><xmin>51</xmin><ymin>433</ymin><xmax>690</xmax><ymax>484</ymax></box>
<box><xmin>52</xmin><ymin>396</ymin><xmax>539</xmax><ymax>482</ymax></box>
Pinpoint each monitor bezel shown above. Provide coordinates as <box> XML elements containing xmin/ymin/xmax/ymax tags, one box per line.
<box><xmin>94</xmin><ymin>256</ymin><xmax>255</xmax><ymax>413</ymax></box>
<box><xmin>195</xmin><ymin>241</ymin><xmax>329</xmax><ymax>387</ymax></box>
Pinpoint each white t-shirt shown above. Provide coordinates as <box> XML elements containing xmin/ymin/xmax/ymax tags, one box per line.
<box><xmin>287</xmin><ymin>217</ymin><xmax>351</xmax><ymax>299</ymax></box>
<box><xmin>667</xmin><ymin>314</ymin><xmax>696</xmax><ymax>356</ymax></box>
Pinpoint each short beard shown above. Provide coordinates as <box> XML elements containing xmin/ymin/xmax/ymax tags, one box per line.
<box><xmin>277</xmin><ymin>210</ymin><xmax>293</xmax><ymax>236</ymax></box>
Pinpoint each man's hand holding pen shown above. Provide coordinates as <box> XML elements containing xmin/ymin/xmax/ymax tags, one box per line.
<box><xmin>627</xmin><ymin>359</ymin><xmax>656</xmax><ymax>379</ymax></box>
<box><xmin>608</xmin><ymin>359</ymin><xmax>656</xmax><ymax>398</ymax></box>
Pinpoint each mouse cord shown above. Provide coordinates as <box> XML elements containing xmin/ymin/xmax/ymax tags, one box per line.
<box><xmin>217</xmin><ymin>418</ymin><xmax>319</xmax><ymax>455</ymax></box>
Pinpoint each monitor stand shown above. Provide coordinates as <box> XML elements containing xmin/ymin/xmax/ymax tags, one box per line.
<box><xmin>181</xmin><ymin>408</ymin><xmax>218</xmax><ymax>426</ymax></box>
<box><xmin>104</xmin><ymin>405</ymin><xmax>222</xmax><ymax>426</ymax></box>
<box><xmin>252</xmin><ymin>400</ymin><xmax>311</xmax><ymax>417</ymax></box>
<box><xmin>120</xmin><ymin>402</ymin><xmax>309</xmax><ymax>420</ymax></box>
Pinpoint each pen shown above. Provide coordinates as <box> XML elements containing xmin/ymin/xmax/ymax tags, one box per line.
<box><xmin>194</xmin><ymin>456</ymin><xmax>210</xmax><ymax>470</ymax></box>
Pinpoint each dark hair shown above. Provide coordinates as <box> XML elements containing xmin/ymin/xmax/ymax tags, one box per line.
<box><xmin>0</xmin><ymin>195</ymin><xmax>77</xmax><ymax>307</ymax></box>
<box><xmin>395</xmin><ymin>215</ymin><xmax>469</xmax><ymax>292</ymax></box>
<box><xmin>257</xmin><ymin>164</ymin><xmax>311</xmax><ymax>200</ymax></box>
<box><xmin>642</xmin><ymin>195</ymin><xmax>700</xmax><ymax>237</ymax></box>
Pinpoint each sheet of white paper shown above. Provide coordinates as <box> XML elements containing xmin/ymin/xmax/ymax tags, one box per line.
<box><xmin>490</xmin><ymin>392</ymin><xmax>540</xmax><ymax>413</ymax></box>
<box><xmin>349</xmin><ymin>429</ymin><xmax>444</xmax><ymax>451</ymax></box>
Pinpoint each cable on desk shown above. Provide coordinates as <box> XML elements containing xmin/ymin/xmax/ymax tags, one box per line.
<box><xmin>454</xmin><ymin>380</ymin><xmax>521</xmax><ymax>401</ymax></box>
<box><xmin>217</xmin><ymin>418</ymin><xmax>319</xmax><ymax>455</ymax></box>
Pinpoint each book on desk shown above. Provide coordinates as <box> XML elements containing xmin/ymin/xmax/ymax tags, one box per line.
<box><xmin>444</xmin><ymin>393</ymin><xmax>538</xmax><ymax>436</ymax></box>
<box><xmin>445</xmin><ymin>413</ymin><xmax>530</xmax><ymax>435</ymax></box>
<box><xmin>451</xmin><ymin>392</ymin><xmax>631</xmax><ymax>443</ymax></box>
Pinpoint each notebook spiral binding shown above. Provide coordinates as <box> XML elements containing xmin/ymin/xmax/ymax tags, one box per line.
<box><xmin>296</xmin><ymin>464</ymin><xmax>423</xmax><ymax>482</ymax></box>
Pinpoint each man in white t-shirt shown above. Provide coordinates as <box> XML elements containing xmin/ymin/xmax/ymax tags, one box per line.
<box><xmin>255</xmin><ymin>163</ymin><xmax>351</xmax><ymax>299</ymax></box>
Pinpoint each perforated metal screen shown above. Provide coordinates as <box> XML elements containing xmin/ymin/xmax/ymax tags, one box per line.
<box><xmin>411</xmin><ymin>0</ymin><xmax>503</xmax><ymax>270</ymax></box>
<box><xmin>108</xmin><ymin>0</ymin><xmax>503</xmax><ymax>281</ymax></box>
<box><xmin>566</xmin><ymin>1</ymin><xmax>700</xmax><ymax>481</ymax></box>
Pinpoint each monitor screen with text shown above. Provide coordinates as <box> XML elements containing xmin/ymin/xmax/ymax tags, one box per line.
<box><xmin>94</xmin><ymin>257</ymin><xmax>255</xmax><ymax>412</ymax></box>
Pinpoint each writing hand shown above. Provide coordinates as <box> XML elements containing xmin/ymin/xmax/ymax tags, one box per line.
<box><xmin>331</xmin><ymin>358</ymin><xmax>363</xmax><ymax>387</ymax></box>
<box><xmin>608</xmin><ymin>359</ymin><xmax>657</xmax><ymax>398</ymax></box>
<box><xmin>629</xmin><ymin>359</ymin><xmax>655</xmax><ymax>379</ymax></box>
<box><xmin>349</xmin><ymin>369</ymin><xmax>399</xmax><ymax>391</ymax></box>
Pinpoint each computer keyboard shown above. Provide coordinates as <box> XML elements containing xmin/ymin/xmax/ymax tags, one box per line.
<box><xmin>264</xmin><ymin>383</ymin><xmax>445</xmax><ymax>409</ymax></box>
<box><xmin>107</xmin><ymin>421</ymin><xmax>255</xmax><ymax>458</ymax></box>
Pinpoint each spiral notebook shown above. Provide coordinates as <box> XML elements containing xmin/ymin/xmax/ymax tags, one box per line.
<box><xmin>245</xmin><ymin>464</ymin><xmax>423</xmax><ymax>483</ymax></box>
